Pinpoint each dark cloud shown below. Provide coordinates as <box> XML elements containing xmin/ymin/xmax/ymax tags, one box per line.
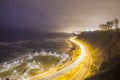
<box><xmin>0</xmin><ymin>0</ymin><xmax>120</xmax><ymax>32</ymax></box>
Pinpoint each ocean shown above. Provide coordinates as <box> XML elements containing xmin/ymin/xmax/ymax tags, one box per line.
<box><xmin>0</xmin><ymin>32</ymin><xmax>72</xmax><ymax>63</ymax></box>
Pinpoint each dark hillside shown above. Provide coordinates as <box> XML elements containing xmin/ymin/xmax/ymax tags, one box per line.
<box><xmin>78</xmin><ymin>30</ymin><xmax>120</xmax><ymax>80</ymax></box>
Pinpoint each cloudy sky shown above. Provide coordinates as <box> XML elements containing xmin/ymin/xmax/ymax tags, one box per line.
<box><xmin>0</xmin><ymin>0</ymin><xmax>120</xmax><ymax>32</ymax></box>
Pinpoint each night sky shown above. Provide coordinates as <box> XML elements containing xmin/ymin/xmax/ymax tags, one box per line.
<box><xmin>0</xmin><ymin>0</ymin><xmax>120</xmax><ymax>32</ymax></box>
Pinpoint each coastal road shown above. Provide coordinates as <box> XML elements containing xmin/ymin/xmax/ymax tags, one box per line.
<box><xmin>27</xmin><ymin>36</ymin><xmax>91</xmax><ymax>80</ymax></box>
<box><xmin>71</xmin><ymin>44</ymin><xmax>91</xmax><ymax>80</ymax></box>
<box><xmin>41</xmin><ymin>37</ymin><xmax>91</xmax><ymax>80</ymax></box>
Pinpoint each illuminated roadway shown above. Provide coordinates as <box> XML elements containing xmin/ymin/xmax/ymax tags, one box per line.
<box><xmin>41</xmin><ymin>37</ymin><xmax>90</xmax><ymax>80</ymax></box>
<box><xmin>26</xmin><ymin>36</ymin><xmax>91</xmax><ymax>80</ymax></box>
<box><xmin>71</xmin><ymin>43</ymin><xmax>91</xmax><ymax>80</ymax></box>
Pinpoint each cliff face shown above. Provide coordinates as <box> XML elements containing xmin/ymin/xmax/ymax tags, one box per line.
<box><xmin>78</xmin><ymin>30</ymin><xmax>120</xmax><ymax>80</ymax></box>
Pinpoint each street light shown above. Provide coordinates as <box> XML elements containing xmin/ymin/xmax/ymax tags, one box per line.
<box><xmin>13</xmin><ymin>70</ymin><xmax>17</xmax><ymax>73</ymax></box>
<box><xmin>86</xmin><ymin>29</ymin><xmax>91</xmax><ymax>32</ymax></box>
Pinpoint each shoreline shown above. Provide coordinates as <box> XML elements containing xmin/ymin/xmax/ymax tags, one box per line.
<box><xmin>0</xmin><ymin>37</ymin><xmax>72</xmax><ymax>64</ymax></box>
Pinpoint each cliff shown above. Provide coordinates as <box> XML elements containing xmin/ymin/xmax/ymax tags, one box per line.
<box><xmin>77</xmin><ymin>30</ymin><xmax>120</xmax><ymax>80</ymax></box>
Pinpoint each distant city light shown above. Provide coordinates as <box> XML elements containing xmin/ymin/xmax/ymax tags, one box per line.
<box><xmin>112</xmin><ymin>26</ymin><xmax>116</xmax><ymax>29</ymax></box>
<box><xmin>86</xmin><ymin>29</ymin><xmax>90</xmax><ymax>32</ymax></box>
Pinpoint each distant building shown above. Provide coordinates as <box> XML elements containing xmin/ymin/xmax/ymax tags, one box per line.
<box><xmin>99</xmin><ymin>18</ymin><xmax>119</xmax><ymax>30</ymax></box>
<box><xmin>106</xmin><ymin>21</ymin><xmax>113</xmax><ymax>29</ymax></box>
<box><xmin>114</xmin><ymin>18</ymin><xmax>118</xmax><ymax>28</ymax></box>
<box><xmin>99</xmin><ymin>24</ymin><xmax>107</xmax><ymax>30</ymax></box>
